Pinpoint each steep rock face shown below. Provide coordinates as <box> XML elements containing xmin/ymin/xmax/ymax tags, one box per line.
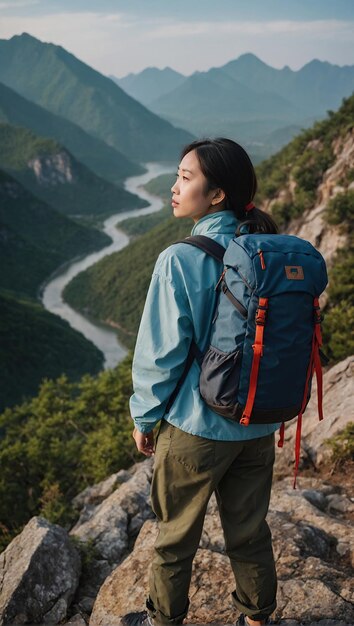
<box><xmin>28</xmin><ymin>150</ymin><xmax>74</xmax><ymax>186</ymax></box>
<box><xmin>89</xmin><ymin>477</ymin><xmax>354</xmax><ymax>625</ymax></box>
<box><xmin>0</xmin><ymin>516</ymin><xmax>81</xmax><ymax>625</ymax></box>
<box><xmin>265</xmin><ymin>129</ymin><xmax>354</xmax><ymax>265</ymax></box>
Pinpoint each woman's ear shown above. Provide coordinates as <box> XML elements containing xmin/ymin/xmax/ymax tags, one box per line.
<box><xmin>211</xmin><ymin>189</ymin><xmax>226</xmax><ymax>205</ymax></box>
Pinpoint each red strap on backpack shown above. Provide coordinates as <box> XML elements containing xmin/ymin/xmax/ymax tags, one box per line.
<box><xmin>293</xmin><ymin>296</ymin><xmax>324</xmax><ymax>488</ymax></box>
<box><xmin>240</xmin><ymin>297</ymin><xmax>268</xmax><ymax>426</ymax></box>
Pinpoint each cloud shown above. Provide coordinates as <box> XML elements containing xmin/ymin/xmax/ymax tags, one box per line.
<box><xmin>0</xmin><ymin>0</ymin><xmax>39</xmax><ymax>8</ymax></box>
<box><xmin>147</xmin><ymin>19</ymin><xmax>354</xmax><ymax>39</ymax></box>
<box><xmin>0</xmin><ymin>11</ymin><xmax>353</xmax><ymax>76</ymax></box>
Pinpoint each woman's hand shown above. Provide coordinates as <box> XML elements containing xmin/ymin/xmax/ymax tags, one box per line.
<box><xmin>132</xmin><ymin>427</ymin><xmax>155</xmax><ymax>456</ymax></box>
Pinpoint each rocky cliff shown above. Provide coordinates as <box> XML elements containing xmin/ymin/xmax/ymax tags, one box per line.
<box><xmin>263</xmin><ymin>128</ymin><xmax>354</xmax><ymax>266</ymax></box>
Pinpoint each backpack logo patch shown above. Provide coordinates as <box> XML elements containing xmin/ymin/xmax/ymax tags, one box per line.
<box><xmin>285</xmin><ymin>265</ymin><xmax>304</xmax><ymax>280</ymax></box>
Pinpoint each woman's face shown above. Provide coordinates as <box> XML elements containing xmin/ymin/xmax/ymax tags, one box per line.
<box><xmin>171</xmin><ymin>150</ymin><xmax>224</xmax><ymax>223</ymax></box>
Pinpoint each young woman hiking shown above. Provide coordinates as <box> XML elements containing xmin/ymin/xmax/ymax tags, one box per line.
<box><xmin>126</xmin><ymin>138</ymin><xmax>279</xmax><ymax>626</ymax></box>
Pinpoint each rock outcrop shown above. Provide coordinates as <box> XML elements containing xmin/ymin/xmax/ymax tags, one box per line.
<box><xmin>0</xmin><ymin>516</ymin><xmax>81</xmax><ymax>625</ymax></box>
<box><xmin>265</xmin><ymin>129</ymin><xmax>354</xmax><ymax>266</ymax></box>
<box><xmin>70</xmin><ymin>459</ymin><xmax>154</xmax><ymax>614</ymax></box>
<box><xmin>89</xmin><ymin>478</ymin><xmax>354</xmax><ymax>626</ymax></box>
<box><xmin>28</xmin><ymin>151</ymin><xmax>75</xmax><ymax>186</ymax></box>
<box><xmin>274</xmin><ymin>355</ymin><xmax>354</xmax><ymax>475</ymax></box>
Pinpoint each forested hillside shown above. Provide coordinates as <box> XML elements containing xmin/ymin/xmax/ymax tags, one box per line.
<box><xmin>0</xmin><ymin>293</ymin><xmax>104</xmax><ymax>412</ymax></box>
<box><xmin>0</xmin><ymin>123</ymin><xmax>147</xmax><ymax>218</ymax></box>
<box><xmin>0</xmin><ymin>169</ymin><xmax>111</xmax><ymax>297</ymax></box>
<box><xmin>64</xmin><ymin>95</ymin><xmax>354</xmax><ymax>360</ymax></box>
<box><xmin>0</xmin><ymin>168</ymin><xmax>110</xmax><ymax>409</ymax></box>
<box><xmin>0</xmin><ymin>355</ymin><xmax>135</xmax><ymax>551</ymax></box>
<box><xmin>0</xmin><ymin>81</ymin><xmax>143</xmax><ymax>185</ymax></box>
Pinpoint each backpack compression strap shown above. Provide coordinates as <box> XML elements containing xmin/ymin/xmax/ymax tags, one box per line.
<box><xmin>291</xmin><ymin>296</ymin><xmax>324</xmax><ymax>488</ymax></box>
<box><xmin>239</xmin><ymin>297</ymin><xmax>269</xmax><ymax>426</ymax></box>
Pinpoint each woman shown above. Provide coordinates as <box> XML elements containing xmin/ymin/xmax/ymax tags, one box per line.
<box><xmin>126</xmin><ymin>138</ymin><xmax>279</xmax><ymax>626</ymax></box>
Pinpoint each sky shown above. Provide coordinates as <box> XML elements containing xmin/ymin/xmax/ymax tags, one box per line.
<box><xmin>0</xmin><ymin>0</ymin><xmax>354</xmax><ymax>78</ymax></box>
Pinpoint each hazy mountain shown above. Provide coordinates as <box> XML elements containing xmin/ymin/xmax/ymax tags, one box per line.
<box><xmin>111</xmin><ymin>66</ymin><xmax>186</xmax><ymax>106</ymax></box>
<box><xmin>150</xmin><ymin>67</ymin><xmax>303</xmax><ymax>129</ymax></box>
<box><xmin>221</xmin><ymin>53</ymin><xmax>354</xmax><ymax>115</ymax></box>
<box><xmin>0</xmin><ymin>168</ymin><xmax>110</xmax><ymax>297</ymax></box>
<box><xmin>0</xmin><ymin>33</ymin><xmax>194</xmax><ymax>162</ymax></box>
<box><xmin>124</xmin><ymin>53</ymin><xmax>354</xmax><ymax>156</ymax></box>
<box><xmin>0</xmin><ymin>82</ymin><xmax>143</xmax><ymax>185</ymax></box>
<box><xmin>0</xmin><ymin>123</ymin><xmax>147</xmax><ymax>217</ymax></box>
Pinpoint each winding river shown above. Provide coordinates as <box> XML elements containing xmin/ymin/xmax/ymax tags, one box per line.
<box><xmin>41</xmin><ymin>163</ymin><xmax>173</xmax><ymax>369</ymax></box>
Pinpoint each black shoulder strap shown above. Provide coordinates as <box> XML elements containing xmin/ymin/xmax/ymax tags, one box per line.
<box><xmin>173</xmin><ymin>235</ymin><xmax>226</xmax><ymax>263</ymax></box>
<box><xmin>164</xmin><ymin>235</ymin><xmax>225</xmax><ymax>416</ymax></box>
<box><xmin>164</xmin><ymin>342</ymin><xmax>203</xmax><ymax>414</ymax></box>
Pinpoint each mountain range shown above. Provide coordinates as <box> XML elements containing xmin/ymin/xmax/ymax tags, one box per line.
<box><xmin>0</xmin><ymin>33</ymin><xmax>194</xmax><ymax>163</ymax></box>
<box><xmin>0</xmin><ymin>81</ymin><xmax>142</xmax><ymax>185</ymax></box>
<box><xmin>113</xmin><ymin>54</ymin><xmax>354</xmax><ymax>157</ymax></box>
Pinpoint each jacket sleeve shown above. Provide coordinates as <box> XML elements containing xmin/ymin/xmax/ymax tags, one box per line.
<box><xmin>129</xmin><ymin>257</ymin><xmax>193</xmax><ymax>434</ymax></box>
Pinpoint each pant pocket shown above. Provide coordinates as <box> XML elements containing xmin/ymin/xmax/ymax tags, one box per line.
<box><xmin>169</xmin><ymin>424</ymin><xmax>216</xmax><ymax>473</ymax></box>
<box><xmin>255</xmin><ymin>432</ymin><xmax>275</xmax><ymax>465</ymax></box>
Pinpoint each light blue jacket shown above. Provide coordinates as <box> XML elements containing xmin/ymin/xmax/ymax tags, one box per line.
<box><xmin>130</xmin><ymin>210</ymin><xmax>279</xmax><ymax>440</ymax></box>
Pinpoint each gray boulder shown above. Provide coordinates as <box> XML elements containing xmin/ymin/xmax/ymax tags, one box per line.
<box><xmin>0</xmin><ymin>516</ymin><xmax>81</xmax><ymax>625</ymax></box>
<box><xmin>70</xmin><ymin>458</ymin><xmax>154</xmax><ymax>614</ymax></box>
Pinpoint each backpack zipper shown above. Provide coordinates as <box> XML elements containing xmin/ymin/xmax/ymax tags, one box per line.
<box><xmin>258</xmin><ymin>249</ymin><xmax>266</xmax><ymax>270</ymax></box>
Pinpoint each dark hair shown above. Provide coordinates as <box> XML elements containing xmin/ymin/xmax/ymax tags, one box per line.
<box><xmin>181</xmin><ymin>137</ymin><xmax>278</xmax><ymax>234</ymax></box>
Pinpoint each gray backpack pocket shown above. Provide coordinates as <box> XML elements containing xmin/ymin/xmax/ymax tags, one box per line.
<box><xmin>199</xmin><ymin>346</ymin><xmax>242</xmax><ymax>417</ymax></box>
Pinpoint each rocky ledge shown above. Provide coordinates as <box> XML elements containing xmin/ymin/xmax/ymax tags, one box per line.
<box><xmin>0</xmin><ymin>357</ymin><xmax>353</xmax><ymax>625</ymax></box>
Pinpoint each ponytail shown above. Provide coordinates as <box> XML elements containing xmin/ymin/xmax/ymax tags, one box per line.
<box><xmin>236</xmin><ymin>203</ymin><xmax>279</xmax><ymax>235</ymax></box>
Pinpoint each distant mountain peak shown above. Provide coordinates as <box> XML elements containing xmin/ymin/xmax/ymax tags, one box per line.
<box><xmin>237</xmin><ymin>52</ymin><xmax>262</xmax><ymax>61</ymax></box>
<box><xmin>222</xmin><ymin>52</ymin><xmax>272</xmax><ymax>72</ymax></box>
<box><xmin>12</xmin><ymin>32</ymin><xmax>38</xmax><ymax>42</ymax></box>
<box><xmin>235</xmin><ymin>52</ymin><xmax>268</xmax><ymax>66</ymax></box>
<box><xmin>301</xmin><ymin>58</ymin><xmax>332</xmax><ymax>70</ymax></box>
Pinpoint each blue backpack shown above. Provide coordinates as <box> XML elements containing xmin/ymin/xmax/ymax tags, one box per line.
<box><xmin>169</xmin><ymin>232</ymin><xmax>328</xmax><ymax>483</ymax></box>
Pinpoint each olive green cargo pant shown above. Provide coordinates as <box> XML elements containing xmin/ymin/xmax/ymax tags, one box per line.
<box><xmin>146</xmin><ymin>420</ymin><xmax>277</xmax><ymax>624</ymax></box>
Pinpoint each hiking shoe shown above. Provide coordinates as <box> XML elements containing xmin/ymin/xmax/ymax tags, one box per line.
<box><xmin>235</xmin><ymin>614</ymin><xmax>273</xmax><ymax>626</ymax></box>
<box><xmin>120</xmin><ymin>610</ymin><xmax>155</xmax><ymax>626</ymax></box>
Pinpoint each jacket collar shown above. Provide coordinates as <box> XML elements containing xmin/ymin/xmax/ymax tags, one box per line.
<box><xmin>191</xmin><ymin>210</ymin><xmax>238</xmax><ymax>236</ymax></box>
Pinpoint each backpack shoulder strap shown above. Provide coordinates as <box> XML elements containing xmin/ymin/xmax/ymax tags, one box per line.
<box><xmin>173</xmin><ymin>235</ymin><xmax>226</xmax><ymax>263</ymax></box>
<box><xmin>164</xmin><ymin>235</ymin><xmax>226</xmax><ymax>416</ymax></box>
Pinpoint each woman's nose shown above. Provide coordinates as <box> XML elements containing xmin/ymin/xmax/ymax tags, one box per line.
<box><xmin>171</xmin><ymin>180</ymin><xmax>179</xmax><ymax>194</ymax></box>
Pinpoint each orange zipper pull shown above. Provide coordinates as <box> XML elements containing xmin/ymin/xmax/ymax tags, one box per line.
<box><xmin>258</xmin><ymin>250</ymin><xmax>266</xmax><ymax>270</ymax></box>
